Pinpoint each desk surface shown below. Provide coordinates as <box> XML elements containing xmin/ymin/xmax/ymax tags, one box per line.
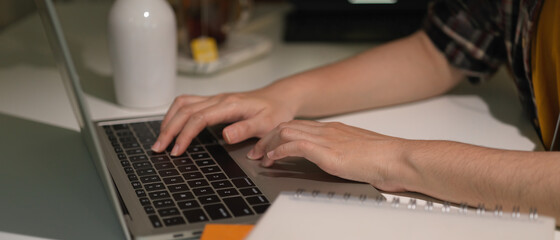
<box><xmin>0</xmin><ymin>2</ymin><xmax>555</xmax><ymax>239</ymax></box>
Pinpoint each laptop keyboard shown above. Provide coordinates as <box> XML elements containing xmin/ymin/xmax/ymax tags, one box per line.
<box><xmin>103</xmin><ymin>120</ymin><xmax>270</xmax><ymax>228</ymax></box>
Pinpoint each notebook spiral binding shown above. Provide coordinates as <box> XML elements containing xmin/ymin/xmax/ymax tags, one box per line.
<box><xmin>293</xmin><ymin>189</ymin><xmax>540</xmax><ymax>221</ymax></box>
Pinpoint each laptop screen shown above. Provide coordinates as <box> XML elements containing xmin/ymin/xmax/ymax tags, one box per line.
<box><xmin>35</xmin><ymin>0</ymin><xmax>130</xmax><ymax>238</ymax></box>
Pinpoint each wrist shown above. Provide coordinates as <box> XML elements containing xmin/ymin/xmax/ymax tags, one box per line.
<box><xmin>381</xmin><ymin>139</ymin><xmax>429</xmax><ymax>193</ymax></box>
<box><xmin>255</xmin><ymin>76</ymin><xmax>311</xmax><ymax>117</ymax></box>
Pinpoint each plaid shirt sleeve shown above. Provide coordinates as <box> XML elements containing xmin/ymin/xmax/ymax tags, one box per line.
<box><xmin>423</xmin><ymin>0</ymin><xmax>508</xmax><ymax>83</ymax></box>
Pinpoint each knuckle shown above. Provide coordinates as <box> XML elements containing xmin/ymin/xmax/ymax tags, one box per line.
<box><xmin>173</xmin><ymin>95</ymin><xmax>189</xmax><ymax>105</ymax></box>
<box><xmin>190</xmin><ymin>112</ymin><xmax>207</xmax><ymax>123</ymax></box>
<box><xmin>222</xmin><ymin>94</ymin><xmax>241</xmax><ymax>103</ymax></box>
<box><xmin>176</xmin><ymin>106</ymin><xmax>194</xmax><ymax>116</ymax></box>
<box><xmin>278</xmin><ymin>127</ymin><xmax>294</xmax><ymax>139</ymax></box>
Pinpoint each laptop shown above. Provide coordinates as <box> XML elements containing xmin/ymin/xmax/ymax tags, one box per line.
<box><xmin>35</xmin><ymin>0</ymin><xmax>384</xmax><ymax>239</ymax></box>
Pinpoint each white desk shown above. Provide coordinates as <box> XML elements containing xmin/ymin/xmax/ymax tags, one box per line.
<box><xmin>0</xmin><ymin>2</ymin><xmax>555</xmax><ymax>239</ymax></box>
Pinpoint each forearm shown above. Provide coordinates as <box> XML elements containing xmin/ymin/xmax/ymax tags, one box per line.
<box><xmin>396</xmin><ymin>140</ymin><xmax>560</xmax><ymax>223</ymax></box>
<box><xmin>257</xmin><ymin>31</ymin><xmax>464</xmax><ymax>118</ymax></box>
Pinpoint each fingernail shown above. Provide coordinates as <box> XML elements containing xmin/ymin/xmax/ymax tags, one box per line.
<box><xmin>223</xmin><ymin>129</ymin><xmax>235</xmax><ymax>144</ymax></box>
<box><xmin>151</xmin><ymin>141</ymin><xmax>161</xmax><ymax>151</ymax></box>
<box><xmin>247</xmin><ymin>149</ymin><xmax>256</xmax><ymax>160</ymax></box>
<box><xmin>170</xmin><ymin>145</ymin><xmax>179</xmax><ymax>156</ymax></box>
<box><xmin>266</xmin><ymin>150</ymin><xmax>275</xmax><ymax>159</ymax></box>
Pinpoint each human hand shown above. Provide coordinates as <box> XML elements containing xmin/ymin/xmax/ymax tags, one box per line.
<box><xmin>151</xmin><ymin>91</ymin><xmax>296</xmax><ymax>156</ymax></box>
<box><xmin>246</xmin><ymin>120</ymin><xmax>409</xmax><ymax>192</ymax></box>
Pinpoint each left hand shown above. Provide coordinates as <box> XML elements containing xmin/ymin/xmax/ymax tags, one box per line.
<box><xmin>246</xmin><ymin>120</ymin><xmax>410</xmax><ymax>192</ymax></box>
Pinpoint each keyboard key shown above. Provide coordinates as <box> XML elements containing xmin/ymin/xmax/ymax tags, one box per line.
<box><xmin>114</xmin><ymin>146</ymin><xmax>123</xmax><ymax>153</ymax></box>
<box><xmin>191</xmin><ymin>152</ymin><xmax>210</xmax><ymax>160</ymax></box>
<box><xmin>131</xmin><ymin>181</ymin><xmax>142</xmax><ymax>189</ymax></box>
<box><xmin>139</xmin><ymin>197</ymin><xmax>151</xmax><ymax>206</ymax></box>
<box><xmin>124</xmin><ymin>167</ymin><xmax>135</xmax><ymax>174</ymax></box>
<box><xmin>150</xmin><ymin>155</ymin><xmax>170</xmax><ymax>163</ymax></box>
<box><xmin>172</xmin><ymin>192</ymin><xmax>195</xmax><ymax>201</ymax></box>
<box><xmin>168</xmin><ymin>184</ymin><xmax>189</xmax><ymax>193</ymax></box>
<box><xmin>131</xmin><ymin>122</ymin><xmax>149</xmax><ymax>130</ymax></box>
<box><xmin>153</xmin><ymin>199</ymin><xmax>175</xmax><ymax>209</ymax></box>
<box><xmin>117</xmin><ymin>153</ymin><xmax>127</xmax><ymax>160</ymax></box>
<box><xmin>140</xmin><ymin>175</ymin><xmax>161</xmax><ymax>184</ymax></box>
<box><xmin>187</xmin><ymin>179</ymin><xmax>209</xmax><ymax>188</ymax></box>
<box><xmin>119</xmin><ymin>137</ymin><xmax>136</xmax><ymax>144</ymax></box>
<box><xmin>206</xmin><ymin>173</ymin><xmax>227</xmax><ymax>181</ymax></box>
<box><xmin>112</xmin><ymin>124</ymin><xmax>129</xmax><ymax>131</ymax></box>
<box><xmin>177</xmin><ymin>200</ymin><xmax>200</xmax><ymax>209</ymax></box>
<box><xmin>217</xmin><ymin>188</ymin><xmax>239</xmax><ymax>198</ymax></box>
<box><xmin>184</xmin><ymin>208</ymin><xmax>209</xmax><ymax>223</ymax></box>
<box><xmin>232</xmin><ymin>178</ymin><xmax>255</xmax><ymax>188</ymax></box>
<box><xmin>148</xmin><ymin>215</ymin><xmax>163</xmax><ymax>228</ymax></box>
<box><xmin>116</xmin><ymin>131</ymin><xmax>133</xmax><ymax>137</ymax></box>
<box><xmin>136</xmin><ymin>189</ymin><xmax>146</xmax><ymax>197</ymax></box>
<box><xmin>211</xmin><ymin>180</ymin><xmax>233</xmax><ymax>189</ymax></box>
<box><xmin>198</xmin><ymin>195</ymin><xmax>220</xmax><ymax>205</ymax></box>
<box><xmin>132</xmin><ymin>161</ymin><xmax>151</xmax><ymax>169</ymax></box>
<box><xmin>154</xmin><ymin>162</ymin><xmax>174</xmax><ymax>170</ymax></box>
<box><xmin>205</xmin><ymin>145</ymin><xmax>247</xmax><ymax>178</ymax></box>
<box><xmin>240</xmin><ymin>187</ymin><xmax>261</xmax><ymax>196</ymax></box>
<box><xmin>163</xmin><ymin>176</ymin><xmax>184</xmax><ymax>185</ymax></box>
<box><xmin>183</xmin><ymin>172</ymin><xmax>204</xmax><ymax>180</ymax></box>
<box><xmin>148</xmin><ymin>190</ymin><xmax>170</xmax><ymax>200</ymax></box>
<box><xmin>136</xmin><ymin>168</ymin><xmax>156</xmax><ymax>176</ymax></box>
<box><xmin>223</xmin><ymin>197</ymin><xmax>254</xmax><ymax>217</ymax></box>
<box><xmin>177</xmin><ymin>165</ymin><xmax>197</xmax><ymax>173</ymax></box>
<box><xmin>204</xmin><ymin>203</ymin><xmax>232</xmax><ymax>220</ymax></box>
<box><xmin>159</xmin><ymin>169</ymin><xmax>179</xmax><ymax>177</ymax></box>
<box><xmin>128</xmin><ymin>174</ymin><xmax>138</xmax><ymax>181</ymax></box>
<box><xmin>187</xmin><ymin>146</ymin><xmax>204</xmax><ymax>153</ymax></box>
<box><xmin>144</xmin><ymin>182</ymin><xmax>165</xmax><ymax>192</ymax></box>
<box><xmin>163</xmin><ymin>217</ymin><xmax>185</xmax><ymax>226</ymax></box>
<box><xmin>122</xmin><ymin>142</ymin><xmax>140</xmax><ymax>149</ymax></box>
<box><xmin>129</xmin><ymin>155</ymin><xmax>148</xmax><ymax>162</ymax></box>
<box><xmin>144</xmin><ymin>206</ymin><xmax>155</xmax><ymax>214</ymax></box>
<box><xmin>195</xmin><ymin>159</ymin><xmax>215</xmax><ymax>167</ymax></box>
<box><xmin>158</xmin><ymin>207</ymin><xmax>180</xmax><ymax>217</ymax></box>
<box><xmin>126</xmin><ymin>148</ymin><xmax>144</xmax><ymax>155</ymax></box>
<box><xmin>200</xmin><ymin>166</ymin><xmax>221</xmax><ymax>174</ymax></box>
<box><xmin>121</xmin><ymin>160</ymin><xmax>130</xmax><ymax>167</ymax></box>
<box><xmin>192</xmin><ymin>187</ymin><xmax>214</xmax><ymax>196</ymax></box>
<box><xmin>246</xmin><ymin>195</ymin><xmax>269</xmax><ymax>205</ymax></box>
<box><xmin>173</xmin><ymin>158</ymin><xmax>192</xmax><ymax>166</ymax></box>
<box><xmin>140</xmin><ymin>137</ymin><xmax>156</xmax><ymax>145</ymax></box>
<box><xmin>253</xmin><ymin>204</ymin><xmax>270</xmax><ymax>214</ymax></box>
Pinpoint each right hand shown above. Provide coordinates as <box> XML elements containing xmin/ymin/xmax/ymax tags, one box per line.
<box><xmin>151</xmin><ymin>91</ymin><xmax>296</xmax><ymax>156</ymax></box>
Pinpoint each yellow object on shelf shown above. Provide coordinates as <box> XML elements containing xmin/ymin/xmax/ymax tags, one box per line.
<box><xmin>191</xmin><ymin>37</ymin><xmax>219</xmax><ymax>63</ymax></box>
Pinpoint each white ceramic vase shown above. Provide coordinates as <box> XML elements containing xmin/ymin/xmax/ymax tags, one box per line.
<box><xmin>108</xmin><ymin>0</ymin><xmax>177</xmax><ymax>108</ymax></box>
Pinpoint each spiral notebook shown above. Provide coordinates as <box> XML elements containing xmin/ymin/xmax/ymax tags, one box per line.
<box><xmin>246</xmin><ymin>190</ymin><xmax>556</xmax><ymax>240</ymax></box>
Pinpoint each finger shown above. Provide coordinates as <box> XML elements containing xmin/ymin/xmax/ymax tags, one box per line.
<box><xmin>262</xmin><ymin>140</ymin><xmax>334</xmax><ymax>170</ymax></box>
<box><xmin>249</xmin><ymin>125</ymin><xmax>320</xmax><ymax>161</ymax></box>
<box><xmin>152</xmin><ymin>99</ymin><xmax>217</xmax><ymax>152</ymax></box>
<box><xmin>170</xmin><ymin>100</ymin><xmax>250</xmax><ymax>156</ymax></box>
<box><xmin>223</xmin><ymin>116</ymin><xmax>269</xmax><ymax>144</ymax></box>
<box><xmin>160</xmin><ymin>95</ymin><xmax>207</xmax><ymax>130</ymax></box>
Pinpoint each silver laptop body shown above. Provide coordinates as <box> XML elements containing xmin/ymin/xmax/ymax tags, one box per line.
<box><xmin>35</xmin><ymin>1</ymin><xmax>384</xmax><ymax>239</ymax></box>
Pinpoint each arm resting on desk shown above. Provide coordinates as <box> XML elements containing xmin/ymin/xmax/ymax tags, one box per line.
<box><xmin>402</xmin><ymin>140</ymin><xmax>560</xmax><ymax>225</ymax></box>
